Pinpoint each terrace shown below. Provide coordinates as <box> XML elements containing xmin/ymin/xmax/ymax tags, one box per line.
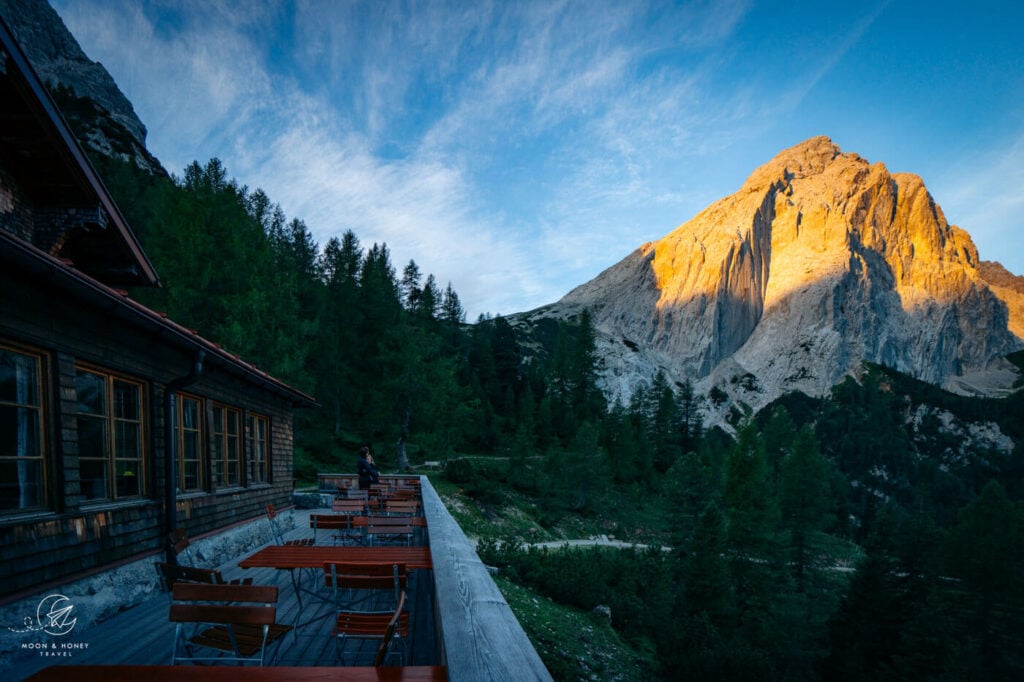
<box><xmin>4</xmin><ymin>476</ymin><xmax>551</xmax><ymax>682</ymax></box>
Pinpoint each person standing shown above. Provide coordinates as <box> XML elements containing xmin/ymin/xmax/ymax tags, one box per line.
<box><xmin>357</xmin><ymin>446</ymin><xmax>380</xmax><ymax>490</ymax></box>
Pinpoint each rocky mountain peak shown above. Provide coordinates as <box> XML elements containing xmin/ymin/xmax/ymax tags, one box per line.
<box><xmin>518</xmin><ymin>137</ymin><xmax>1022</xmax><ymax>427</ymax></box>
<box><xmin>0</xmin><ymin>0</ymin><xmax>164</xmax><ymax>174</ymax></box>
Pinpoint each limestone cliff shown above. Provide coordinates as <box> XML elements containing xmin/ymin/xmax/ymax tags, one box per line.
<box><xmin>517</xmin><ymin>137</ymin><xmax>1022</xmax><ymax>424</ymax></box>
<box><xmin>0</xmin><ymin>0</ymin><xmax>165</xmax><ymax>174</ymax></box>
<box><xmin>979</xmin><ymin>261</ymin><xmax>1024</xmax><ymax>342</ymax></box>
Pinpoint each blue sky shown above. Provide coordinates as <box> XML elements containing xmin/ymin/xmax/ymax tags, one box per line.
<box><xmin>51</xmin><ymin>0</ymin><xmax>1024</xmax><ymax>319</ymax></box>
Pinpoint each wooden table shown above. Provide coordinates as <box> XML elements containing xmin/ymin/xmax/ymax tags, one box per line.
<box><xmin>239</xmin><ymin>545</ymin><xmax>433</xmax><ymax>615</ymax></box>
<box><xmin>239</xmin><ymin>545</ymin><xmax>433</xmax><ymax>570</ymax></box>
<box><xmin>25</xmin><ymin>665</ymin><xmax>447</xmax><ymax>681</ymax></box>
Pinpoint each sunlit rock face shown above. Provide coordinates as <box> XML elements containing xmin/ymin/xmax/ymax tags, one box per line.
<box><xmin>519</xmin><ymin>136</ymin><xmax>1022</xmax><ymax>423</ymax></box>
<box><xmin>978</xmin><ymin>261</ymin><xmax>1024</xmax><ymax>341</ymax></box>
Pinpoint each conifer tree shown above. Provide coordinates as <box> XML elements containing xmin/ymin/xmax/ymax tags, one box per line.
<box><xmin>399</xmin><ymin>260</ymin><xmax>422</xmax><ymax>310</ymax></box>
<box><xmin>723</xmin><ymin>421</ymin><xmax>781</xmax><ymax>643</ymax></box>
<box><xmin>779</xmin><ymin>424</ymin><xmax>831</xmax><ymax>591</ymax></box>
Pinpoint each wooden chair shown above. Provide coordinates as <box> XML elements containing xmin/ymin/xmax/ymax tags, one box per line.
<box><xmin>364</xmin><ymin>515</ymin><xmax>416</xmax><ymax>546</ymax></box>
<box><xmin>332</xmin><ymin>498</ymin><xmax>367</xmax><ymax>515</ymax></box>
<box><xmin>310</xmin><ymin>513</ymin><xmax>362</xmax><ymax>546</ymax></box>
<box><xmin>334</xmin><ymin>590</ymin><xmax>408</xmax><ymax>666</ymax></box>
<box><xmin>383</xmin><ymin>499</ymin><xmax>421</xmax><ymax>516</ymax></box>
<box><xmin>386</xmin><ymin>487</ymin><xmax>418</xmax><ymax>501</ymax></box>
<box><xmin>266</xmin><ymin>504</ymin><xmax>315</xmax><ymax>546</ymax></box>
<box><xmin>167</xmin><ymin>528</ymin><xmax>197</xmax><ymax>566</ymax></box>
<box><xmin>323</xmin><ymin>562</ymin><xmax>407</xmax><ymax>612</ymax></box>
<box><xmin>160</xmin><ymin>533</ymin><xmax>252</xmax><ymax>587</ymax></box>
<box><xmin>169</xmin><ymin>583</ymin><xmax>292</xmax><ymax>666</ymax></box>
<box><xmin>368</xmin><ymin>483</ymin><xmax>390</xmax><ymax>499</ymax></box>
<box><xmin>155</xmin><ymin>562</ymin><xmax>223</xmax><ymax>592</ymax></box>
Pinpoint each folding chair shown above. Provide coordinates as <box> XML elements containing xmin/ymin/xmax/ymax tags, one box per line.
<box><xmin>266</xmin><ymin>504</ymin><xmax>315</xmax><ymax>546</ymax></box>
<box><xmin>310</xmin><ymin>513</ymin><xmax>363</xmax><ymax>546</ymax></box>
<box><xmin>323</xmin><ymin>562</ymin><xmax>407</xmax><ymax>612</ymax></box>
<box><xmin>364</xmin><ymin>516</ymin><xmax>415</xmax><ymax>546</ymax></box>
<box><xmin>386</xmin><ymin>487</ymin><xmax>417</xmax><ymax>501</ymax></box>
<box><xmin>155</xmin><ymin>562</ymin><xmax>223</xmax><ymax>593</ymax></box>
<box><xmin>169</xmin><ymin>583</ymin><xmax>292</xmax><ymax>666</ymax></box>
<box><xmin>334</xmin><ymin>590</ymin><xmax>408</xmax><ymax>666</ymax></box>
<box><xmin>383</xmin><ymin>499</ymin><xmax>421</xmax><ymax>516</ymax></box>
<box><xmin>162</xmin><ymin>532</ymin><xmax>252</xmax><ymax>586</ymax></box>
<box><xmin>332</xmin><ymin>498</ymin><xmax>368</xmax><ymax>515</ymax></box>
<box><xmin>167</xmin><ymin>528</ymin><xmax>197</xmax><ymax>566</ymax></box>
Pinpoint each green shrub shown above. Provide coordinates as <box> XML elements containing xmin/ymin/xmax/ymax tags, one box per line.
<box><xmin>444</xmin><ymin>458</ymin><xmax>474</xmax><ymax>484</ymax></box>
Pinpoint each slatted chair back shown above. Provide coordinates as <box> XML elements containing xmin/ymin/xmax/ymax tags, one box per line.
<box><xmin>167</xmin><ymin>528</ymin><xmax>196</xmax><ymax>566</ymax></box>
<box><xmin>267</xmin><ymin>504</ymin><xmax>315</xmax><ymax>547</ymax></box>
<box><xmin>155</xmin><ymin>562</ymin><xmax>222</xmax><ymax>592</ymax></box>
<box><xmin>383</xmin><ymin>499</ymin><xmax>421</xmax><ymax>516</ymax></box>
<box><xmin>332</xmin><ymin>589</ymin><xmax>408</xmax><ymax>667</ymax></box>
<box><xmin>385</xmin><ymin>487</ymin><xmax>418</xmax><ymax>501</ymax></box>
<box><xmin>363</xmin><ymin>515</ymin><xmax>415</xmax><ymax>546</ymax></box>
<box><xmin>343</xmin><ymin>489</ymin><xmax>370</xmax><ymax>501</ymax></box>
<box><xmin>366</xmin><ymin>525</ymin><xmax>415</xmax><ymax>546</ymax></box>
<box><xmin>156</xmin><ymin>559</ymin><xmax>253</xmax><ymax>591</ymax></box>
<box><xmin>310</xmin><ymin>513</ymin><xmax>362</xmax><ymax>545</ymax></box>
<box><xmin>332</xmin><ymin>498</ymin><xmax>367</xmax><ymax>515</ymax></box>
<box><xmin>362</xmin><ymin>515</ymin><xmax>415</xmax><ymax>527</ymax></box>
<box><xmin>368</xmin><ymin>483</ymin><xmax>390</xmax><ymax>498</ymax></box>
<box><xmin>169</xmin><ymin>583</ymin><xmax>292</xmax><ymax>666</ymax></box>
<box><xmin>323</xmin><ymin>562</ymin><xmax>407</xmax><ymax>609</ymax></box>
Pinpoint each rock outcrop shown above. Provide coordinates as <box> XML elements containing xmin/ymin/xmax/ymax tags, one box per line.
<box><xmin>0</xmin><ymin>0</ymin><xmax>165</xmax><ymax>174</ymax></box>
<box><xmin>517</xmin><ymin>137</ymin><xmax>1022</xmax><ymax>424</ymax></box>
<box><xmin>978</xmin><ymin>260</ymin><xmax>1024</xmax><ymax>342</ymax></box>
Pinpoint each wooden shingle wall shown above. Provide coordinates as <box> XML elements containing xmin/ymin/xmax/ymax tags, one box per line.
<box><xmin>0</xmin><ymin>257</ymin><xmax>298</xmax><ymax>600</ymax></box>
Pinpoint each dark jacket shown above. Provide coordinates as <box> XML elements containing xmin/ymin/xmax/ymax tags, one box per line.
<box><xmin>357</xmin><ymin>456</ymin><xmax>379</xmax><ymax>489</ymax></box>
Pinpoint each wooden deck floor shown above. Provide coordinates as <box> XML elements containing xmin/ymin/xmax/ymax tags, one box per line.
<box><xmin>6</xmin><ymin>508</ymin><xmax>439</xmax><ymax>681</ymax></box>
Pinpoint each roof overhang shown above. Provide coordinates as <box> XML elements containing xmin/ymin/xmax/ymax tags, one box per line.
<box><xmin>0</xmin><ymin>16</ymin><xmax>159</xmax><ymax>288</ymax></box>
<box><xmin>0</xmin><ymin>229</ymin><xmax>317</xmax><ymax>407</ymax></box>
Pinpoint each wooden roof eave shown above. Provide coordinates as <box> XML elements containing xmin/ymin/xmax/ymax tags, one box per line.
<box><xmin>0</xmin><ymin>17</ymin><xmax>160</xmax><ymax>288</ymax></box>
<box><xmin>0</xmin><ymin>229</ymin><xmax>317</xmax><ymax>408</ymax></box>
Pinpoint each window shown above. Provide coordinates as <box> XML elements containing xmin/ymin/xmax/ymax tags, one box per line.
<box><xmin>74</xmin><ymin>367</ymin><xmax>146</xmax><ymax>501</ymax></box>
<box><xmin>210</xmin><ymin>403</ymin><xmax>241</xmax><ymax>488</ymax></box>
<box><xmin>246</xmin><ymin>413</ymin><xmax>270</xmax><ymax>484</ymax></box>
<box><xmin>177</xmin><ymin>394</ymin><xmax>203</xmax><ymax>492</ymax></box>
<box><xmin>0</xmin><ymin>344</ymin><xmax>46</xmax><ymax>512</ymax></box>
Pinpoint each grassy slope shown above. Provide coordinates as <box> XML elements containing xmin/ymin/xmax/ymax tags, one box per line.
<box><xmin>428</xmin><ymin>467</ymin><xmax>863</xmax><ymax>681</ymax></box>
<box><xmin>429</xmin><ymin>472</ymin><xmax>658</xmax><ymax>680</ymax></box>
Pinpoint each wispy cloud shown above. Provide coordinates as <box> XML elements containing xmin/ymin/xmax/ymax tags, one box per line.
<box><xmin>787</xmin><ymin>1</ymin><xmax>889</xmax><ymax>111</ymax></box>
<box><xmin>932</xmin><ymin>130</ymin><xmax>1024</xmax><ymax>275</ymax></box>
<box><xmin>58</xmin><ymin>0</ymin><xmax>1021</xmax><ymax>318</ymax></box>
<box><xmin>49</xmin><ymin>0</ymin><xmax>758</xmax><ymax>315</ymax></box>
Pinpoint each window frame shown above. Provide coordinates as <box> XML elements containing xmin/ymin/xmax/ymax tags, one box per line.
<box><xmin>210</xmin><ymin>402</ymin><xmax>242</xmax><ymax>489</ymax></box>
<box><xmin>246</xmin><ymin>413</ymin><xmax>270</xmax><ymax>485</ymax></box>
<box><xmin>176</xmin><ymin>393</ymin><xmax>204</xmax><ymax>493</ymax></box>
<box><xmin>73</xmin><ymin>364</ymin><xmax>147</xmax><ymax>503</ymax></box>
<box><xmin>0</xmin><ymin>342</ymin><xmax>49</xmax><ymax>514</ymax></box>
